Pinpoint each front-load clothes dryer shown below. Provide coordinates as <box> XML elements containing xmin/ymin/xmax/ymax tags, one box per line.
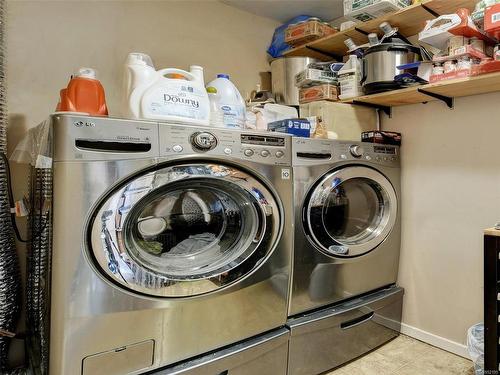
<box><xmin>26</xmin><ymin>114</ymin><xmax>293</xmax><ymax>375</ymax></box>
<box><xmin>289</xmin><ymin>138</ymin><xmax>401</xmax><ymax>316</ymax></box>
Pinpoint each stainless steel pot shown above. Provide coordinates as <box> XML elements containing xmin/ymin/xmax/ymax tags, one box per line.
<box><xmin>271</xmin><ymin>57</ymin><xmax>318</xmax><ymax>106</ymax></box>
<box><xmin>362</xmin><ymin>43</ymin><xmax>421</xmax><ymax>94</ymax></box>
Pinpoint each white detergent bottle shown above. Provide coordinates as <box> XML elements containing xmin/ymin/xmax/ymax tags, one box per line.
<box><xmin>338</xmin><ymin>55</ymin><xmax>363</xmax><ymax>100</ymax></box>
<box><xmin>123</xmin><ymin>53</ymin><xmax>156</xmax><ymax>118</ymax></box>
<box><xmin>124</xmin><ymin>52</ymin><xmax>210</xmax><ymax>126</ymax></box>
<box><xmin>206</xmin><ymin>74</ymin><xmax>246</xmax><ymax>129</ymax></box>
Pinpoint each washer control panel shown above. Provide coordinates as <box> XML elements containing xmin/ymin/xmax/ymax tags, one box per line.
<box><xmin>159</xmin><ymin>123</ymin><xmax>291</xmax><ymax>165</ymax></box>
<box><xmin>292</xmin><ymin>138</ymin><xmax>399</xmax><ymax>166</ymax></box>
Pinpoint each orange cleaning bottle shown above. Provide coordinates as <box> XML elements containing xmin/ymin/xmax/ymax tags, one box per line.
<box><xmin>56</xmin><ymin>68</ymin><xmax>108</xmax><ymax>116</ymax></box>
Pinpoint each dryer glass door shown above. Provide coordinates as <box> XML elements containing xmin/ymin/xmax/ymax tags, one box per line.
<box><xmin>88</xmin><ymin>163</ymin><xmax>281</xmax><ymax>297</ymax></box>
<box><xmin>305</xmin><ymin>166</ymin><xmax>397</xmax><ymax>258</ymax></box>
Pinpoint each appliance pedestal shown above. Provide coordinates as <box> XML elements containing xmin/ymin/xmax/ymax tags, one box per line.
<box><xmin>287</xmin><ymin>286</ymin><xmax>404</xmax><ymax>375</ymax></box>
<box><xmin>150</xmin><ymin>328</ymin><xmax>289</xmax><ymax>375</ymax></box>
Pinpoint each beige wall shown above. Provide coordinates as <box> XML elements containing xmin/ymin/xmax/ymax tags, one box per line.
<box><xmin>5</xmin><ymin>0</ymin><xmax>278</xmax><ymax>366</ymax></box>
<box><xmin>383</xmin><ymin>93</ymin><xmax>497</xmax><ymax>348</ymax></box>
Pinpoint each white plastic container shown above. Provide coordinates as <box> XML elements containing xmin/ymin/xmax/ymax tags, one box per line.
<box><xmin>207</xmin><ymin>87</ymin><xmax>225</xmax><ymax>128</ymax></box>
<box><xmin>338</xmin><ymin>55</ymin><xmax>363</xmax><ymax>100</ymax></box>
<box><xmin>206</xmin><ymin>74</ymin><xmax>246</xmax><ymax>129</ymax></box>
<box><xmin>123</xmin><ymin>52</ymin><xmax>210</xmax><ymax>126</ymax></box>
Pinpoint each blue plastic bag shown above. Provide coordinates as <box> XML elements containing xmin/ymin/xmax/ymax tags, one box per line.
<box><xmin>267</xmin><ymin>15</ymin><xmax>311</xmax><ymax>58</ymax></box>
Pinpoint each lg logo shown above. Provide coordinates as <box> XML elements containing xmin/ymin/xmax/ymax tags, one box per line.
<box><xmin>74</xmin><ymin>121</ymin><xmax>96</xmax><ymax>128</ymax></box>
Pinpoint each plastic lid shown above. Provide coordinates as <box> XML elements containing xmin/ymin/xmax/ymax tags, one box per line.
<box><xmin>217</xmin><ymin>74</ymin><xmax>230</xmax><ymax>79</ymax></box>
<box><xmin>74</xmin><ymin>67</ymin><xmax>97</xmax><ymax>79</ymax></box>
<box><xmin>126</xmin><ymin>52</ymin><xmax>154</xmax><ymax>68</ymax></box>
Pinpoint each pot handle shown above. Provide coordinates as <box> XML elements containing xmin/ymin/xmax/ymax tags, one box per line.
<box><xmin>360</xmin><ymin>58</ymin><xmax>367</xmax><ymax>86</ymax></box>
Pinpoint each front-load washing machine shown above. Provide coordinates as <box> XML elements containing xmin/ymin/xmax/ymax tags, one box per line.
<box><xmin>289</xmin><ymin>138</ymin><xmax>401</xmax><ymax>316</ymax></box>
<box><xmin>26</xmin><ymin>114</ymin><xmax>293</xmax><ymax>375</ymax></box>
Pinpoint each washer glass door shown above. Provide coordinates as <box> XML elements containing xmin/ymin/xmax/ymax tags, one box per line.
<box><xmin>305</xmin><ymin>166</ymin><xmax>397</xmax><ymax>258</ymax></box>
<box><xmin>88</xmin><ymin>163</ymin><xmax>281</xmax><ymax>297</ymax></box>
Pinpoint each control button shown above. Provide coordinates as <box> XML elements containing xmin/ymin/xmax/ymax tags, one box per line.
<box><xmin>391</xmin><ymin>157</ymin><xmax>396</xmax><ymax>161</ymax></box>
<box><xmin>191</xmin><ymin>132</ymin><xmax>217</xmax><ymax>151</ymax></box>
<box><xmin>172</xmin><ymin>145</ymin><xmax>183</xmax><ymax>153</ymax></box>
<box><xmin>365</xmin><ymin>155</ymin><xmax>372</xmax><ymax>161</ymax></box>
<box><xmin>224</xmin><ymin>147</ymin><xmax>232</xmax><ymax>155</ymax></box>
<box><xmin>376</xmin><ymin>156</ymin><xmax>382</xmax><ymax>162</ymax></box>
<box><xmin>275</xmin><ymin>150</ymin><xmax>284</xmax><ymax>158</ymax></box>
<box><xmin>340</xmin><ymin>154</ymin><xmax>347</xmax><ymax>160</ymax></box>
<box><xmin>349</xmin><ymin>145</ymin><xmax>365</xmax><ymax>158</ymax></box>
<box><xmin>260</xmin><ymin>150</ymin><xmax>270</xmax><ymax>157</ymax></box>
<box><xmin>383</xmin><ymin>157</ymin><xmax>388</xmax><ymax>161</ymax></box>
<box><xmin>244</xmin><ymin>149</ymin><xmax>254</xmax><ymax>157</ymax></box>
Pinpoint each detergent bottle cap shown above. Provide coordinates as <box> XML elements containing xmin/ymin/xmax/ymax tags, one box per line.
<box><xmin>217</xmin><ymin>74</ymin><xmax>230</xmax><ymax>79</ymax></box>
<box><xmin>126</xmin><ymin>52</ymin><xmax>155</xmax><ymax>68</ymax></box>
<box><xmin>74</xmin><ymin>67</ymin><xmax>97</xmax><ymax>79</ymax></box>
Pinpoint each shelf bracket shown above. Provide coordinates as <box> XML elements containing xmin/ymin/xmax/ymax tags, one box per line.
<box><xmin>305</xmin><ymin>46</ymin><xmax>342</xmax><ymax>61</ymax></box>
<box><xmin>421</xmin><ymin>4</ymin><xmax>441</xmax><ymax>18</ymax></box>
<box><xmin>354</xmin><ymin>27</ymin><xmax>370</xmax><ymax>36</ymax></box>
<box><xmin>417</xmin><ymin>88</ymin><xmax>454</xmax><ymax>109</ymax></box>
<box><xmin>352</xmin><ymin>100</ymin><xmax>392</xmax><ymax>118</ymax></box>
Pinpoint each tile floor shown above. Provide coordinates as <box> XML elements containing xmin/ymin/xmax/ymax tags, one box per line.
<box><xmin>326</xmin><ymin>334</ymin><xmax>474</xmax><ymax>375</ymax></box>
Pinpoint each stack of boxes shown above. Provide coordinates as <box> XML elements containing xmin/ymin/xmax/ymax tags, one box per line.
<box><xmin>295</xmin><ymin>62</ymin><xmax>343</xmax><ymax>104</ymax></box>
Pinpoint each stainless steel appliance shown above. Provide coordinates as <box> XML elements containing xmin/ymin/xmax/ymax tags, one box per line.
<box><xmin>288</xmin><ymin>287</ymin><xmax>403</xmax><ymax>375</ymax></box>
<box><xmin>289</xmin><ymin>138</ymin><xmax>401</xmax><ymax>316</ymax></box>
<box><xmin>362</xmin><ymin>43</ymin><xmax>421</xmax><ymax>94</ymax></box>
<box><xmin>287</xmin><ymin>138</ymin><xmax>402</xmax><ymax>374</ymax></box>
<box><xmin>271</xmin><ymin>56</ymin><xmax>317</xmax><ymax>105</ymax></box>
<box><xmin>30</xmin><ymin>114</ymin><xmax>293</xmax><ymax>375</ymax></box>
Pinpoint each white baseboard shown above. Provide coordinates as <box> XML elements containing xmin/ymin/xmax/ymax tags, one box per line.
<box><xmin>401</xmin><ymin>323</ymin><xmax>470</xmax><ymax>360</ymax></box>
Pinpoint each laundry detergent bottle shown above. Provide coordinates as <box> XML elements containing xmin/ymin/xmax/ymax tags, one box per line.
<box><xmin>206</xmin><ymin>74</ymin><xmax>246</xmax><ymax>129</ymax></box>
<box><xmin>123</xmin><ymin>52</ymin><xmax>210</xmax><ymax>125</ymax></box>
<box><xmin>56</xmin><ymin>67</ymin><xmax>108</xmax><ymax>116</ymax></box>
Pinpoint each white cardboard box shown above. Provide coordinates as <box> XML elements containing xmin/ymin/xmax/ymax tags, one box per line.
<box><xmin>299</xmin><ymin>101</ymin><xmax>377</xmax><ymax>141</ymax></box>
<box><xmin>344</xmin><ymin>0</ymin><xmax>411</xmax><ymax>22</ymax></box>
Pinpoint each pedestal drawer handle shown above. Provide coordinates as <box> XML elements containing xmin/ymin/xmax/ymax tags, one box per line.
<box><xmin>340</xmin><ymin>312</ymin><xmax>375</xmax><ymax>330</ymax></box>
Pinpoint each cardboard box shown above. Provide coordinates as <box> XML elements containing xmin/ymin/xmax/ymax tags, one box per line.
<box><xmin>299</xmin><ymin>84</ymin><xmax>339</xmax><ymax>104</ymax></box>
<box><xmin>343</xmin><ymin>0</ymin><xmax>411</xmax><ymax>22</ymax></box>
<box><xmin>361</xmin><ymin>131</ymin><xmax>401</xmax><ymax>145</ymax></box>
<box><xmin>299</xmin><ymin>101</ymin><xmax>376</xmax><ymax>141</ymax></box>
<box><xmin>268</xmin><ymin>119</ymin><xmax>311</xmax><ymax>138</ymax></box>
<box><xmin>485</xmin><ymin>4</ymin><xmax>500</xmax><ymax>40</ymax></box>
<box><xmin>285</xmin><ymin>20</ymin><xmax>336</xmax><ymax>47</ymax></box>
<box><xmin>295</xmin><ymin>68</ymin><xmax>337</xmax><ymax>88</ymax></box>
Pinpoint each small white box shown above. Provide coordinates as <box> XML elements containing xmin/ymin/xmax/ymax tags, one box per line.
<box><xmin>343</xmin><ymin>0</ymin><xmax>411</xmax><ymax>22</ymax></box>
<box><xmin>295</xmin><ymin>69</ymin><xmax>337</xmax><ymax>88</ymax></box>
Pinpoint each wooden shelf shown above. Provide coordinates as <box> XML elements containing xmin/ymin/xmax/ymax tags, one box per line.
<box><xmin>283</xmin><ymin>0</ymin><xmax>478</xmax><ymax>61</ymax></box>
<box><xmin>341</xmin><ymin>71</ymin><xmax>500</xmax><ymax>110</ymax></box>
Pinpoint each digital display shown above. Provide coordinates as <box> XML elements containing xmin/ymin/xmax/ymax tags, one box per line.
<box><xmin>241</xmin><ymin>134</ymin><xmax>285</xmax><ymax>147</ymax></box>
<box><xmin>374</xmin><ymin>146</ymin><xmax>397</xmax><ymax>155</ymax></box>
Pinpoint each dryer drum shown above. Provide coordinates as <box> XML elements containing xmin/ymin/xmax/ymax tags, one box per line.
<box><xmin>305</xmin><ymin>166</ymin><xmax>397</xmax><ymax>258</ymax></box>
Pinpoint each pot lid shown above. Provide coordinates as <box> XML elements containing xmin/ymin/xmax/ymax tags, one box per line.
<box><xmin>365</xmin><ymin>42</ymin><xmax>421</xmax><ymax>55</ymax></box>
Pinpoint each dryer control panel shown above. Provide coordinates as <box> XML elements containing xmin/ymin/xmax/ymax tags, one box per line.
<box><xmin>159</xmin><ymin>123</ymin><xmax>292</xmax><ymax>166</ymax></box>
<box><xmin>292</xmin><ymin>138</ymin><xmax>399</xmax><ymax>167</ymax></box>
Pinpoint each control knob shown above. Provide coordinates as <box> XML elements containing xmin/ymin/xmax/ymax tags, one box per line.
<box><xmin>349</xmin><ymin>145</ymin><xmax>365</xmax><ymax>158</ymax></box>
<box><xmin>191</xmin><ymin>132</ymin><xmax>217</xmax><ymax>151</ymax></box>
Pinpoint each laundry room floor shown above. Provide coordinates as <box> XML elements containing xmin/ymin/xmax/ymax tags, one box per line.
<box><xmin>326</xmin><ymin>334</ymin><xmax>474</xmax><ymax>375</ymax></box>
